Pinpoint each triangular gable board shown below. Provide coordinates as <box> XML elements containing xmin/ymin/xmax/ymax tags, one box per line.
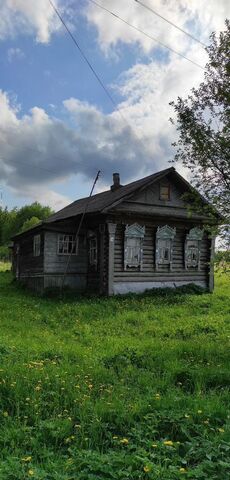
<box><xmin>129</xmin><ymin>176</ymin><xmax>186</xmax><ymax>207</ymax></box>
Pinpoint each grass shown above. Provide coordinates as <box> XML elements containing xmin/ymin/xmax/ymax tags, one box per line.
<box><xmin>0</xmin><ymin>266</ymin><xmax>229</xmax><ymax>479</ymax></box>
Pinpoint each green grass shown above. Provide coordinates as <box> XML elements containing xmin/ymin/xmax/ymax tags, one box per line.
<box><xmin>0</xmin><ymin>271</ymin><xmax>229</xmax><ymax>479</ymax></box>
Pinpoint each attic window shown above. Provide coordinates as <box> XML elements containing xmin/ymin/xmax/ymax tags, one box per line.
<box><xmin>160</xmin><ymin>184</ymin><xmax>170</xmax><ymax>201</ymax></box>
<box><xmin>124</xmin><ymin>224</ymin><xmax>145</xmax><ymax>270</ymax></box>
<box><xmin>58</xmin><ymin>234</ymin><xmax>78</xmax><ymax>255</ymax></box>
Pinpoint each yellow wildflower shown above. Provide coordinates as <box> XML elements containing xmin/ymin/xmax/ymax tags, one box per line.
<box><xmin>218</xmin><ymin>428</ymin><xmax>225</xmax><ymax>433</ymax></box>
<box><xmin>143</xmin><ymin>466</ymin><xmax>151</xmax><ymax>473</ymax></box>
<box><xmin>113</xmin><ymin>436</ymin><xmax>118</xmax><ymax>439</ymax></box>
<box><xmin>197</xmin><ymin>410</ymin><xmax>202</xmax><ymax>414</ymax></box>
<box><xmin>3</xmin><ymin>411</ymin><xmax>8</xmax><ymax>417</ymax></box>
<box><xmin>179</xmin><ymin>467</ymin><xmax>186</xmax><ymax>473</ymax></box>
<box><xmin>28</xmin><ymin>470</ymin><xmax>34</xmax><ymax>476</ymax></box>
<box><xmin>152</xmin><ymin>444</ymin><xmax>158</xmax><ymax>448</ymax></box>
<box><xmin>22</xmin><ymin>456</ymin><xmax>32</xmax><ymax>462</ymax></box>
<box><xmin>120</xmin><ymin>438</ymin><xmax>129</xmax><ymax>445</ymax></box>
<box><xmin>163</xmin><ymin>440</ymin><xmax>174</xmax><ymax>446</ymax></box>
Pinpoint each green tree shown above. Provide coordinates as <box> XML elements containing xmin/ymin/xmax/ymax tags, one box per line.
<box><xmin>19</xmin><ymin>216</ymin><xmax>41</xmax><ymax>233</ymax></box>
<box><xmin>170</xmin><ymin>20</ymin><xmax>230</xmax><ymax>247</ymax></box>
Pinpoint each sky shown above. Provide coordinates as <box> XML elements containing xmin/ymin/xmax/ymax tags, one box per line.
<box><xmin>0</xmin><ymin>0</ymin><xmax>229</xmax><ymax>212</ymax></box>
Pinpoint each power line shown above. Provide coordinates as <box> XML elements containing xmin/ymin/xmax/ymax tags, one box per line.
<box><xmin>48</xmin><ymin>0</ymin><xmax>151</xmax><ymax>149</ymax></box>
<box><xmin>134</xmin><ymin>0</ymin><xmax>207</xmax><ymax>48</ymax></box>
<box><xmin>48</xmin><ymin>0</ymin><xmax>119</xmax><ymax>112</ymax></box>
<box><xmin>87</xmin><ymin>0</ymin><xmax>205</xmax><ymax>70</ymax></box>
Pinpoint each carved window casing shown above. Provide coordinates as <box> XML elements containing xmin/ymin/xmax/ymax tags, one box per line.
<box><xmin>58</xmin><ymin>234</ymin><xmax>78</xmax><ymax>255</ymax></box>
<box><xmin>124</xmin><ymin>224</ymin><xmax>145</xmax><ymax>270</ymax></box>
<box><xmin>156</xmin><ymin>225</ymin><xmax>176</xmax><ymax>270</ymax></box>
<box><xmin>185</xmin><ymin>227</ymin><xmax>203</xmax><ymax>270</ymax></box>
<box><xmin>33</xmin><ymin>234</ymin><xmax>41</xmax><ymax>257</ymax></box>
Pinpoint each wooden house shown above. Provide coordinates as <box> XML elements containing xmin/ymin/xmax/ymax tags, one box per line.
<box><xmin>11</xmin><ymin>167</ymin><xmax>216</xmax><ymax>295</ymax></box>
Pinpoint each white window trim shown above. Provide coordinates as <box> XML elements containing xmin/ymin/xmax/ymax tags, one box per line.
<box><xmin>57</xmin><ymin>234</ymin><xmax>78</xmax><ymax>255</ymax></box>
<box><xmin>185</xmin><ymin>227</ymin><xmax>203</xmax><ymax>270</ymax></box>
<box><xmin>124</xmin><ymin>224</ymin><xmax>145</xmax><ymax>271</ymax></box>
<box><xmin>33</xmin><ymin>234</ymin><xmax>41</xmax><ymax>257</ymax></box>
<box><xmin>155</xmin><ymin>225</ymin><xmax>176</xmax><ymax>271</ymax></box>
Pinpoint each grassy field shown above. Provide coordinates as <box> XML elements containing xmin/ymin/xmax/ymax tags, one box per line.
<box><xmin>0</xmin><ymin>263</ymin><xmax>229</xmax><ymax>479</ymax></box>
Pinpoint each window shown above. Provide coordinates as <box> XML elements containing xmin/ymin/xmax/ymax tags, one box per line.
<box><xmin>58</xmin><ymin>234</ymin><xmax>78</xmax><ymax>255</ymax></box>
<box><xmin>160</xmin><ymin>183</ymin><xmax>170</xmax><ymax>201</ymax></box>
<box><xmin>124</xmin><ymin>224</ymin><xmax>145</xmax><ymax>270</ymax></box>
<box><xmin>33</xmin><ymin>234</ymin><xmax>41</xmax><ymax>257</ymax></box>
<box><xmin>89</xmin><ymin>236</ymin><xmax>98</xmax><ymax>267</ymax></box>
<box><xmin>185</xmin><ymin>228</ymin><xmax>203</xmax><ymax>270</ymax></box>
<box><xmin>156</xmin><ymin>225</ymin><xmax>176</xmax><ymax>270</ymax></box>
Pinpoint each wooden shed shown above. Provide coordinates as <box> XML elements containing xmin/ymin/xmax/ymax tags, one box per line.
<box><xmin>11</xmin><ymin>167</ymin><xmax>216</xmax><ymax>295</ymax></box>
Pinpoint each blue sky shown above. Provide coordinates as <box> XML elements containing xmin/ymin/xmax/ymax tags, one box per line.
<box><xmin>0</xmin><ymin>0</ymin><xmax>229</xmax><ymax>211</ymax></box>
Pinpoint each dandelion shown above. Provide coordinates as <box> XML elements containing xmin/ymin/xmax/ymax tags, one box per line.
<box><xmin>144</xmin><ymin>466</ymin><xmax>151</xmax><ymax>473</ymax></box>
<box><xmin>179</xmin><ymin>467</ymin><xmax>186</xmax><ymax>473</ymax></box>
<box><xmin>120</xmin><ymin>438</ymin><xmax>129</xmax><ymax>445</ymax></box>
<box><xmin>22</xmin><ymin>456</ymin><xmax>32</xmax><ymax>462</ymax></box>
<box><xmin>113</xmin><ymin>436</ymin><xmax>118</xmax><ymax>439</ymax></box>
<box><xmin>152</xmin><ymin>444</ymin><xmax>158</xmax><ymax>448</ymax></box>
<box><xmin>28</xmin><ymin>470</ymin><xmax>34</xmax><ymax>476</ymax></box>
<box><xmin>197</xmin><ymin>410</ymin><xmax>202</xmax><ymax>414</ymax></box>
<box><xmin>218</xmin><ymin>428</ymin><xmax>225</xmax><ymax>433</ymax></box>
<box><xmin>163</xmin><ymin>440</ymin><xmax>174</xmax><ymax>446</ymax></box>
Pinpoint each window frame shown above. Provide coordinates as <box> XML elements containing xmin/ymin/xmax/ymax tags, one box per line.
<box><xmin>185</xmin><ymin>227</ymin><xmax>203</xmax><ymax>270</ymax></box>
<box><xmin>155</xmin><ymin>225</ymin><xmax>176</xmax><ymax>270</ymax></box>
<box><xmin>124</xmin><ymin>224</ymin><xmax>145</xmax><ymax>271</ymax></box>
<box><xmin>88</xmin><ymin>235</ymin><xmax>98</xmax><ymax>269</ymax></box>
<box><xmin>159</xmin><ymin>183</ymin><xmax>171</xmax><ymax>201</ymax></box>
<box><xmin>57</xmin><ymin>234</ymin><xmax>78</xmax><ymax>255</ymax></box>
<box><xmin>33</xmin><ymin>234</ymin><xmax>41</xmax><ymax>257</ymax></box>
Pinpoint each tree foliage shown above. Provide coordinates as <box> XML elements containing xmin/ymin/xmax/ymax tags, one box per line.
<box><xmin>170</xmin><ymin>20</ymin><xmax>230</xmax><ymax>246</ymax></box>
<box><xmin>0</xmin><ymin>202</ymin><xmax>53</xmax><ymax>246</ymax></box>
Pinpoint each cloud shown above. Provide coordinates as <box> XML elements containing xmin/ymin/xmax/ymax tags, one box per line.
<box><xmin>0</xmin><ymin>38</ymin><xmax>206</xmax><ymax>204</ymax></box>
<box><xmin>7</xmin><ymin>47</ymin><xmax>25</xmax><ymax>62</ymax></box>
<box><xmin>0</xmin><ymin>0</ymin><xmax>69</xmax><ymax>43</ymax></box>
<box><xmin>84</xmin><ymin>0</ymin><xmax>229</xmax><ymax>55</ymax></box>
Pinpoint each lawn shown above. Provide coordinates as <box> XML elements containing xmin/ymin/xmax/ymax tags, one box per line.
<box><xmin>0</xmin><ymin>265</ymin><xmax>229</xmax><ymax>479</ymax></box>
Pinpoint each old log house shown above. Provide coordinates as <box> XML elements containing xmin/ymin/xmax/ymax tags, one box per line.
<box><xmin>11</xmin><ymin>167</ymin><xmax>216</xmax><ymax>294</ymax></box>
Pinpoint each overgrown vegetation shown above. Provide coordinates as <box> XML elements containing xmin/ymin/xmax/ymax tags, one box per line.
<box><xmin>0</xmin><ymin>268</ymin><xmax>229</xmax><ymax>479</ymax></box>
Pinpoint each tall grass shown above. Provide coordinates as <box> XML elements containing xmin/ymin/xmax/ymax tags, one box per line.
<box><xmin>0</xmin><ymin>271</ymin><xmax>229</xmax><ymax>479</ymax></box>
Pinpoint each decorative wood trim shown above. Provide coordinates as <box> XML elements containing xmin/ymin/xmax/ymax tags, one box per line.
<box><xmin>156</xmin><ymin>225</ymin><xmax>176</xmax><ymax>271</ymax></box>
<box><xmin>107</xmin><ymin>223</ymin><xmax>117</xmax><ymax>295</ymax></box>
<box><xmin>185</xmin><ymin>227</ymin><xmax>203</xmax><ymax>270</ymax></box>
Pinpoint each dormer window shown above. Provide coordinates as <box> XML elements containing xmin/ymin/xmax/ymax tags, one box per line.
<box><xmin>160</xmin><ymin>183</ymin><xmax>170</xmax><ymax>201</ymax></box>
<box><xmin>124</xmin><ymin>224</ymin><xmax>145</xmax><ymax>270</ymax></box>
<box><xmin>156</xmin><ymin>225</ymin><xmax>176</xmax><ymax>270</ymax></box>
<box><xmin>185</xmin><ymin>227</ymin><xmax>203</xmax><ymax>270</ymax></box>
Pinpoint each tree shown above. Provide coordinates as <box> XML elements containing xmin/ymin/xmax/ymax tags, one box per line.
<box><xmin>170</xmin><ymin>20</ymin><xmax>230</xmax><ymax>248</ymax></box>
<box><xmin>19</xmin><ymin>216</ymin><xmax>41</xmax><ymax>233</ymax></box>
<box><xmin>0</xmin><ymin>202</ymin><xmax>54</xmax><ymax>245</ymax></box>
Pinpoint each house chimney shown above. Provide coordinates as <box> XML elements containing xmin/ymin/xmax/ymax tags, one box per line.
<box><xmin>111</xmin><ymin>172</ymin><xmax>121</xmax><ymax>191</ymax></box>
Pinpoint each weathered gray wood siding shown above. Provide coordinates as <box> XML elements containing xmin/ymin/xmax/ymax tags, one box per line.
<box><xmin>17</xmin><ymin>233</ymin><xmax>44</xmax><ymax>276</ymax></box>
<box><xmin>112</xmin><ymin>220</ymin><xmax>210</xmax><ymax>293</ymax></box>
<box><xmin>44</xmin><ymin>231</ymin><xmax>87</xmax><ymax>291</ymax></box>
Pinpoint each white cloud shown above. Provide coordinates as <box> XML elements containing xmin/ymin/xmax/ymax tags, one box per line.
<box><xmin>85</xmin><ymin>0</ymin><xmax>229</xmax><ymax>55</ymax></box>
<box><xmin>0</xmin><ymin>0</ymin><xmax>68</xmax><ymax>43</ymax></box>
<box><xmin>7</xmin><ymin>47</ymin><xmax>25</xmax><ymax>62</ymax></box>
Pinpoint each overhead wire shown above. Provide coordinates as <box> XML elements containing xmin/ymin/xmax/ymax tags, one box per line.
<box><xmin>134</xmin><ymin>0</ymin><xmax>207</xmax><ymax>48</ymax></box>
<box><xmin>87</xmin><ymin>0</ymin><xmax>205</xmax><ymax>70</ymax></box>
